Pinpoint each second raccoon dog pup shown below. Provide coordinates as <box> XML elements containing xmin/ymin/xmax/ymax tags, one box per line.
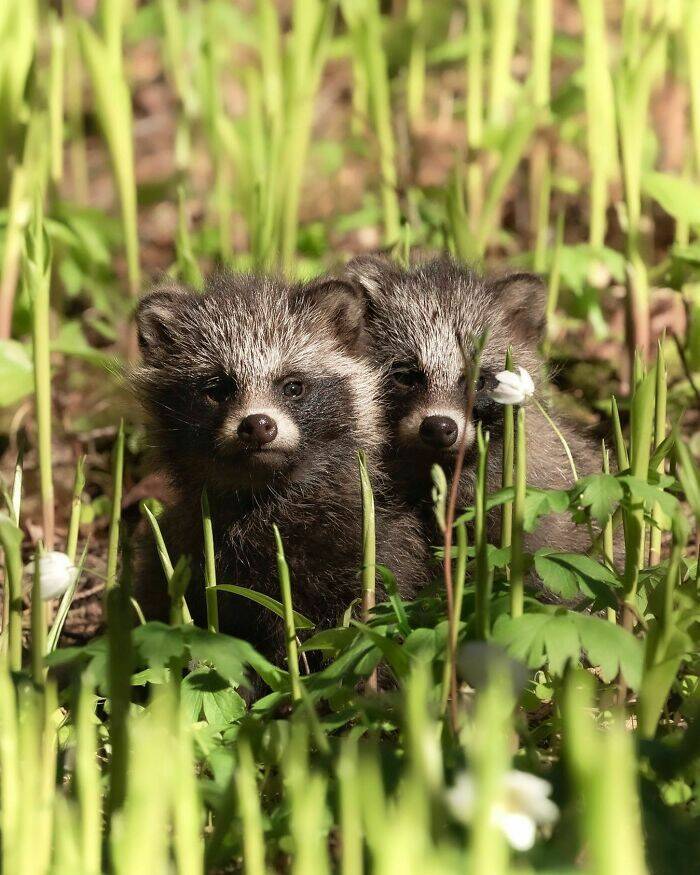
<box><xmin>345</xmin><ymin>254</ymin><xmax>594</xmax><ymax>553</ymax></box>
<box><xmin>133</xmin><ymin>273</ymin><xmax>426</xmax><ymax>666</ymax></box>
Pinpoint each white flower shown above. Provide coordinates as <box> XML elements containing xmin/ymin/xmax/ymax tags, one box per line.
<box><xmin>446</xmin><ymin>769</ymin><xmax>559</xmax><ymax>851</ymax></box>
<box><xmin>491</xmin><ymin>367</ymin><xmax>535</xmax><ymax>406</ymax></box>
<box><xmin>26</xmin><ymin>551</ymin><xmax>79</xmax><ymax>601</ymax></box>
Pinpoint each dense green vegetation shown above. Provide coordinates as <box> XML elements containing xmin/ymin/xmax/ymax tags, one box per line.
<box><xmin>0</xmin><ymin>1</ymin><xmax>698</xmax><ymax>873</ymax></box>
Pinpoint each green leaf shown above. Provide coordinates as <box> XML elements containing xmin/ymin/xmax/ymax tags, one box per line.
<box><xmin>0</xmin><ymin>340</ymin><xmax>34</xmax><ymax>406</ymax></box>
<box><xmin>535</xmin><ymin>550</ymin><xmax>620</xmax><ymax>605</ymax></box>
<box><xmin>215</xmin><ymin>584</ymin><xmax>314</xmax><ymax>629</ymax></box>
<box><xmin>350</xmin><ymin>621</ymin><xmax>411</xmax><ymax>679</ymax></box>
<box><xmin>642</xmin><ymin>171</ymin><xmax>700</xmax><ymax>225</ymax></box>
<box><xmin>182</xmin><ymin>668</ymin><xmax>246</xmax><ymax>727</ymax></box>
<box><xmin>577</xmin><ymin>473</ymin><xmax>623</xmax><ymax>525</ymax></box>
<box><xmin>493</xmin><ymin>611</ymin><xmax>643</xmax><ymax>687</ymax></box>
<box><xmin>523</xmin><ymin>488</ymin><xmax>570</xmax><ymax>532</ymax></box>
<box><xmin>572</xmin><ymin>614</ymin><xmax>643</xmax><ymax>688</ymax></box>
<box><xmin>300</xmin><ymin>627</ymin><xmax>358</xmax><ymax>653</ymax></box>
<box><xmin>675</xmin><ymin>439</ymin><xmax>700</xmax><ymax>523</ymax></box>
<box><xmin>618</xmin><ymin>475</ymin><xmax>679</xmax><ymax>517</ymax></box>
<box><xmin>377</xmin><ymin>564</ymin><xmax>410</xmax><ymax>635</ymax></box>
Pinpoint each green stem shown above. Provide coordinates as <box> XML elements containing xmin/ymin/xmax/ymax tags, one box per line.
<box><xmin>66</xmin><ymin>456</ymin><xmax>86</xmax><ymax>564</ymax></box>
<box><xmin>533</xmin><ymin>397</ymin><xmax>578</xmax><ymax>481</ymax></box>
<box><xmin>474</xmin><ymin>425</ymin><xmax>492</xmax><ymax>637</ymax></box>
<box><xmin>510</xmin><ymin>407</ymin><xmax>527</xmax><ymax>617</ymax></box>
<box><xmin>201</xmin><ymin>488</ymin><xmax>219</xmax><ymax>633</ymax></box>
<box><xmin>273</xmin><ymin>525</ymin><xmax>302</xmax><ymax>703</ymax></box>
<box><xmin>105</xmin><ymin>420</ymin><xmax>125</xmax><ymax>591</ymax></box>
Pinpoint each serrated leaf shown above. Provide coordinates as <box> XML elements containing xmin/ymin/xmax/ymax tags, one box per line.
<box><xmin>577</xmin><ymin>473</ymin><xmax>623</xmax><ymax>524</ymax></box>
<box><xmin>534</xmin><ymin>550</ymin><xmax>619</xmax><ymax>607</ymax></box>
<box><xmin>523</xmin><ymin>488</ymin><xmax>570</xmax><ymax>532</ymax></box>
<box><xmin>618</xmin><ymin>475</ymin><xmax>679</xmax><ymax>516</ymax></box>
<box><xmin>572</xmin><ymin>614</ymin><xmax>643</xmax><ymax>688</ymax></box>
<box><xmin>182</xmin><ymin>668</ymin><xmax>246</xmax><ymax>727</ymax></box>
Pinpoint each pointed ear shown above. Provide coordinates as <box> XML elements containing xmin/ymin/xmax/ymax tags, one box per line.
<box><xmin>295</xmin><ymin>278</ymin><xmax>366</xmax><ymax>350</ymax></box>
<box><xmin>344</xmin><ymin>254</ymin><xmax>401</xmax><ymax>303</ymax></box>
<box><xmin>488</xmin><ymin>272</ymin><xmax>547</xmax><ymax>344</ymax></box>
<box><xmin>135</xmin><ymin>284</ymin><xmax>190</xmax><ymax>360</ymax></box>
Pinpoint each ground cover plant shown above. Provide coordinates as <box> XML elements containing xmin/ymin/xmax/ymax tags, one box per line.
<box><xmin>0</xmin><ymin>0</ymin><xmax>699</xmax><ymax>873</ymax></box>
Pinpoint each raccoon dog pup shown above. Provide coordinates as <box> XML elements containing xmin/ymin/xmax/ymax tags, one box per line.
<box><xmin>133</xmin><ymin>272</ymin><xmax>426</xmax><ymax>665</ymax></box>
<box><xmin>345</xmin><ymin>254</ymin><xmax>594</xmax><ymax>554</ymax></box>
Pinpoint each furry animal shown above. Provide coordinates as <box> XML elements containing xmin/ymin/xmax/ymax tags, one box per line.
<box><xmin>344</xmin><ymin>254</ymin><xmax>595</xmax><ymax>555</ymax></box>
<box><xmin>132</xmin><ymin>272</ymin><xmax>427</xmax><ymax>669</ymax></box>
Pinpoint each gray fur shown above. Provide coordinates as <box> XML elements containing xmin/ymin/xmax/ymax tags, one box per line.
<box><xmin>133</xmin><ymin>272</ymin><xmax>427</xmax><ymax>677</ymax></box>
<box><xmin>345</xmin><ymin>254</ymin><xmax>596</xmax><ymax>559</ymax></box>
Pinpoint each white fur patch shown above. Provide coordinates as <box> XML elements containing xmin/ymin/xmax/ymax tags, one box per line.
<box><xmin>398</xmin><ymin>406</ymin><xmax>474</xmax><ymax>451</ymax></box>
<box><xmin>220</xmin><ymin>403</ymin><xmax>300</xmax><ymax>451</ymax></box>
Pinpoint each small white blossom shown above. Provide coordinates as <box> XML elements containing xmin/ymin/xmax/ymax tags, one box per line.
<box><xmin>26</xmin><ymin>551</ymin><xmax>79</xmax><ymax>601</ymax></box>
<box><xmin>446</xmin><ymin>769</ymin><xmax>559</xmax><ymax>851</ymax></box>
<box><xmin>491</xmin><ymin>367</ymin><xmax>535</xmax><ymax>406</ymax></box>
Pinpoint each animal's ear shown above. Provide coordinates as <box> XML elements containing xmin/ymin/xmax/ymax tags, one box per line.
<box><xmin>135</xmin><ymin>284</ymin><xmax>190</xmax><ymax>359</ymax></box>
<box><xmin>296</xmin><ymin>278</ymin><xmax>366</xmax><ymax>350</ymax></box>
<box><xmin>344</xmin><ymin>254</ymin><xmax>401</xmax><ymax>303</ymax></box>
<box><xmin>487</xmin><ymin>272</ymin><xmax>547</xmax><ymax>344</ymax></box>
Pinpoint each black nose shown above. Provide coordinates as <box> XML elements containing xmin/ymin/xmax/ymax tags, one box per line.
<box><xmin>237</xmin><ymin>413</ymin><xmax>278</xmax><ymax>445</ymax></box>
<box><xmin>419</xmin><ymin>415</ymin><xmax>458</xmax><ymax>449</ymax></box>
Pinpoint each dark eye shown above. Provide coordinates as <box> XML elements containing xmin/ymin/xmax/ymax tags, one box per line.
<box><xmin>282</xmin><ymin>379</ymin><xmax>306</xmax><ymax>399</ymax></box>
<box><xmin>475</xmin><ymin>375</ymin><xmax>486</xmax><ymax>391</ymax></box>
<box><xmin>203</xmin><ymin>378</ymin><xmax>235</xmax><ymax>404</ymax></box>
<box><xmin>390</xmin><ymin>365</ymin><xmax>424</xmax><ymax>390</ymax></box>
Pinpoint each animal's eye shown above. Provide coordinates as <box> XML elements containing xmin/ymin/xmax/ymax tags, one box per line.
<box><xmin>390</xmin><ymin>365</ymin><xmax>424</xmax><ymax>390</ymax></box>
<box><xmin>282</xmin><ymin>379</ymin><xmax>306</xmax><ymax>399</ymax></box>
<box><xmin>475</xmin><ymin>375</ymin><xmax>486</xmax><ymax>391</ymax></box>
<box><xmin>203</xmin><ymin>378</ymin><xmax>235</xmax><ymax>404</ymax></box>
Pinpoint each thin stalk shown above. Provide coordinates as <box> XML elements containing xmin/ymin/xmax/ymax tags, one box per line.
<box><xmin>201</xmin><ymin>488</ymin><xmax>219</xmax><ymax>633</ymax></box>
<box><xmin>443</xmin><ymin>336</ymin><xmax>483</xmax><ymax>731</ymax></box>
<box><xmin>235</xmin><ymin>739</ymin><xmax>266</xmax><ymax>875</ymax></box>
<box><xmin>105</xmin><ymin>420</ymin><xmax>125</xmax><ymax>591</ymax></box>
<box><xmin>358</xmin><ymin>451</ymin><xmax>377</xmax><ymax>692</ymax></box>
<box><xmin>11</xmin><ymin>445</ymin><xmax>23</xmax><ymax>525</ymax></box>
<box><xmin>406</xmin><ymin>0</ymin><xmax>425</xmax><ymax>128</ymax></box>
<box><xmin>362</xmin><ymin>0</ymin><xmax>401</xmax><ymax>244</ymax></box>
<box><xmin>510</xmin><ymin>407</ymin><xmax>527</xmax><ymax>617</ymax></box>
<box><xmin>533</xmin><ymin>398</ymin><xmax>578</xmax><ymax>481</ymax></box>
<box><xmin>31</xmin><ymin>542</ymin><xmax>47</xmax><ymax>684</ymax></box>
<box><xmin>488</xmin><ymin>0</ymin><xmax>519</xmax><ymax>127</ymax></box>
<box><xmin>0</xmin><ymin>517</ymin><xmax>24</xmax><ymax>671</ymax></box>
<box><xmin>106</xmin><ymin>581</ymin><xmax>132</xmax><ymax>815</ymax></box>
<box><xmin>500</xmin><ymin>348</ymin><xmax>515</xmax><ymax>550</ymax></box>
<box><xmin>279</xmin><ymin>0</ymin><xmax>333</xmax><ymax>263</ymax></box>
<box><xmin>26</xmin><ymin>200</ymin><xmax>54</xmax><ymax>551</ymax></box>
<box><xmin>66</xmin><ymin>455</ymin><xmax>86</xmax><ymax>564</ymax></box>
<box><xmin>649</xmin><ymin>338</ymin><xmax>667</xmax><ymax>566</ymax></box>
<box><xmin>273</xmin><ymin>525</ymin><xmax>302</xmax><ymax>703</ymax></box>
<box><xmin>602</xmin><ymin>442</ymin><xmax>616</xmax><ymax>622</ymax></box>
<box><xmin>466</xmin><ymin>0</ymin><xmax>485</xmax><ymax>230</ymax></box>
<box><xmin>0</xmin><ymin>166</ymin><xmax>29</xmax><ymax>340</ymax></box>
<box><xmin>76</xmin><ymin>671</ymin><xmax>101</xmax><ymax>875</ymax></box>
<box><xmin>441</xmin><ymin>520</ymin><xmax>468</xmax><ymax>716</ymax></box>
<box><xmin>474</xmin><ymin>426</ymin><xmax>492</xmax><ymax>637</ymax></box>
<box><xmin>621</xmin><ymin>368</ymin><xmax>655</xmax><ymax>674</ymax></box>
<box><xmin>49</xmin><ymin>12</ymin><xmax>65</xmax><ymax>185</ymax></box>
<box><xmin>579</xmin><ymin>0</ymin><xmax>618</xmax><ymax>248</ymax></box>
<box><xmin>611</xmin><ymin>396</ymin><xmax>630</xmax><ymax>470</ymax></box>
<box><xmin>338</xmin><ymin>738</ymin><xmax>362</xmax><ymax>875</ymax></box>
<box><xmin>65</xmin><ymin>0</ymin><xmax>89</xmax><ymax>203</ymax></box>
<box><xmin>542</xmin><ymin>211</ymin><xmax>565</xmax><ymax>358</ymax></box>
